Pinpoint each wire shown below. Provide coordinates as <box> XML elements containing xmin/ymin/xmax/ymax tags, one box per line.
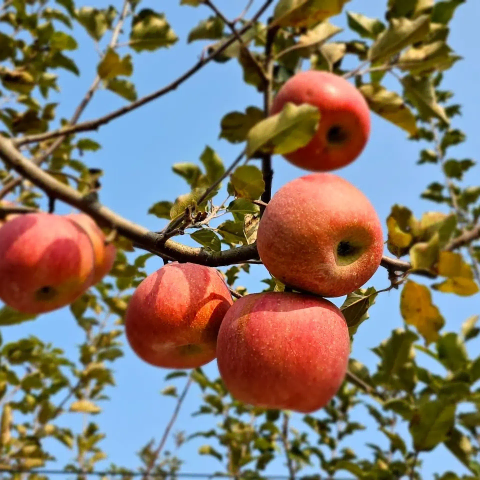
<box><xmin>0</xmin><ymin>469</ymin><xmax>354</xmax><ymax>479</ymax></box>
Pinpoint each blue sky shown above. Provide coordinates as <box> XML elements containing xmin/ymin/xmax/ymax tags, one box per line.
<box><xmin>2</xmin><ymin>0</ymin><xmax>480</xmax><ymax>478</ymax></box>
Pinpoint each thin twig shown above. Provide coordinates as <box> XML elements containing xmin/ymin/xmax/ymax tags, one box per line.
<box><xmin>345</xmin><ymin>370</ymin><xmax>386</xmax><ymax>402</ymax></box>
<box><xmin>232</xmin><ymin>0</ymin><xmax>254</xmax><ymax>24</ymax></box>
<box><xmin>142</xmin><ymin>376</ymin><xmax>193</xmax><ymax>480</ymax></box>
<box><xmin>280</xmin><ymin>414</ymin><xmax>296</xmax><ymax>480</ymax></box>
<box><xmin>13</xmin><ymin>0</ymin><xmax>275</xmax><ymax>148</ymax></box>
<box><xmin>203</xmin><ymin>0</ymin><xmax>267</xmax><ymax>84</ymax></box>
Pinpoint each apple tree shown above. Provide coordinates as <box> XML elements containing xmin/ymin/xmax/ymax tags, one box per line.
<box><xmin>0</xmin><ymin>0</ymin><xmax>479</xmax><ymax>479</ymax></box>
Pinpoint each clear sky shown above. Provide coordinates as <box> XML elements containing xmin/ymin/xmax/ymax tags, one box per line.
<box><xmin>2</xmin><ymin>0</ymin><xmax>480</xmax><ymax>478</ymax></box>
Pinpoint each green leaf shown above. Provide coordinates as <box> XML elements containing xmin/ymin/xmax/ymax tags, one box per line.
<box><xmin>400</xmin><ymin>280</ymin><xmax>445</xmax><ymax>344</ymax></box>
<box><xmin>199</xmin><ymin>146</ymin><xmax>225</xmax><ymax>185</ymax></box>
<box><xmin>97</xmin><ymin>49</ymin><xmax>133</xmax><ymax>80</ymax></box>
<box><xmin>106</xmin><ymin>78</ymin><xmax>138</xmax><ymax>101</ymax></box>
<box><xmin>402</xmin><ymin>74</ymin><xmax>449</xmax><ymax>124</ymax></box>
<box><xmin>347</xmin><ymin>11</ymin><xmax>385</xmax><ymax>39</ymax></box>
<box><xmin>387</xmin><ymin>0</ymin><xmax>434</xmax><ymax>19</ymax></box>
<box><xmin>50</xmin><ymin>31</ymin><xmax>78</xmax><ymax>50</ymax></box>
<box><xmin>198</xmin><ymin>444</ymin><xmax>222</xmax><ymax>462</ymax></box>
<box><xmin>294</xmin><ymin>20</ymin><xmax>343</xmax><ymax>51</ymax></box>
<box><xmin>272</xmin><ymin>0</ymin><xmax>351</xmax><ymax>28</ymax></box>
<box><xmin>188</xmin><ymin>16</ymin><xmax>224</xmax><ymax>43</ymax></box>
<box><xmin>130</xmin><ymin>9</ymin><xmax>178</xmax><ymax>52</ymax></box>
<box><xmin>170</xmin><ymin>188</ymin><xmax>208</xmax><ymax>220</ymax></box>
<box><xmin>340</xmin><ymin>287</ymin><xmax>377</xmax><ymax>336</ymax></box>
<box><xmin>69</xmin><ymin>399</ymin><xmax>101</xmax><ymax>414</ymax></box>
<box><xmin>190</xmin><ymin>230</ymin><xmax>222</xmax><ymax>252</ymax></box>
<box><xmin>230</xmin><ymin>165</ymin><xmax>265</xmax><ymax>200</ymax></box>
<box><xmin>409</xmin><ymin>398</ymin><xmax>456</xmax><ymax>451</ymax></box>
<box><xmin>180</xmin><ymin>0</ymin><xmax>203</xmax><ymax>5</ymax></box>
<box><xmin>148</xmin><ymin>201</ymin><xmax>174</xmax><ymax>219</ymax></box>
<box><xmin>368</xmin><ymin>15</ymin><xmax>430</xmax><ymax>63</ymax></box>
<box><xmin>217</xmin><ymin>220</ymin><xmax>247</xmax><ymax>245</ymax></box>
<box><xmin>444</xmin><ymin>428</ymin><xmax>474</xmax><ymax>473</ymax></box>
<box><xmin>313</xmin><ymin>42</ymin><xmax>347</xmax><ymax>72</ymax></box>
<box><xmin>77</xmin><ymin>139</ymin><xmax>101</xmax><ymax>151</ymax></box>
<box><xmin>443</xmin><ymin>159</ymin><xmax>475</xmax><ymax>180</ymax></box>
<box><xmin>432</xmin><ymin>0</ymin><xmax>466</xmax><ymax>24</ymax></box>
<box><xmin>436</xmin><ymin>332</ymin><xmax>469</xmax><ymax>372</ymax></box>
<box><xmin>0</xmin><ymin>306</ymin><xmax>37</xmax><ymax>326</ymax></box>
<box><xmin>359</xmin><ymin>84</ymin><xmax>418</xmax><ymax>136</ymax></box>
<box><xmin>161</xmin><ymin>385</ymin><xmax>178</xmax><ymax>397</ymax></box>
<box><xmin>220</xmin><ymin>107</ymin><xmax>264</xmax><ymax>144</ymax></box>
<box><xmin>246</xmin><ymin>103</ymin><xmax>320</xmax><ymax>157</ymax></box>
<box><xmin>165</xmin><ymin>371</ymin><xmax>188</xmax><ymax>380</ymax></box>
<box><xmin>76</xmin><ymin>6</ymin><xmax>116</xmax><ymax>41</ymax></box>
<box><xmin>227</xmin><ymin>198</ymin><xmax>259</xmax><ymax>221</ymax></box>
<box><xmin>172</xmin><ymin>163</ymin><xmax>203</xmax><ymax>187</ymax></box>
<box><xmin>50</xmin><ymin>52</ymin><xmax>80</xmax><ymax>75</ymax></box>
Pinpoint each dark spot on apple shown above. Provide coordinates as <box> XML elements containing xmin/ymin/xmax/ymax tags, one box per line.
<box><xmin>327</xmin><ymin>125</ymin><xmax>349</xmax><ymax>145</ymax></box>
<box><xmin>35</xmin><ymin>285</ymin><xmax>57</xmax><ymax>301</ymax></box>
<box><xmin>336</xmin><ymin>241</ymin><xmax>363</xmax><ymax>266</ymax></box>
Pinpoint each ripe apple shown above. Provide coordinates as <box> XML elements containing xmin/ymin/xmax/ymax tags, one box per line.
<box><xmin>256</xmin><ymin>173</ymin><xmax>384</xmax><ymax>297</ymax></box>
<box><xmin>125</xmin><ymin>262</ymin><xmax>233</xmax><ymax>369</ymax></box>
<box><xmin>216</xmin><ymin>292</ymin><xmax>350</xmax><ymax>413</ymax></box>
<box><xmin>66</xmin><ymin>213</ymin><xmax>116</xmax><ymax>286</ymax></box>
<box><xmin>0</xmin><ymin>213</ymin><xmax>95</xmax><ymax>314</ymax></box>
<box><xmin>270</xmin><ymin>70</ymin><xmax>371</xmax><ymax>172</ymax></box>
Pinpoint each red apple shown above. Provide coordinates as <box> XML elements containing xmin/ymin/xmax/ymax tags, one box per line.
<box><xmin>216</xmin><ymin>292</ymin><xmax>350</xmax><ymax>413</ymax></box>
<box><xmin>0</xmin><ymin>213</ymin><xmax>95</xmax><ymax>314</ymax></box>
<box><xmin>270</xmin><ymin>70</ymin><xmax>371</xmax><ymax>172</ymax></box>
<box><xmin>125</xmin><ymin>262</ymin><xmax>233</xmax><ymax>369</ymax></box>
<box><xmin>256</xmin><ymin>173</ymin><xmax>384</xmax><ymax>297</ymax></box>
<box><xmin>66</xmin><ymin>213</ymin><xmax>116</xmax><ymax>286</ymax></box>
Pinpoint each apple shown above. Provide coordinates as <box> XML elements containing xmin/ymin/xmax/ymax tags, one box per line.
<box><xmin>66</xmin><ymin>213</ymin><xmax>116</xmax><ymax>286</ymax></box>
<box><xmin>0</xmin><ymin>213</ymin><xmax>95</xmax><ymax>314</ymax></box>
<box><xmin>256</xmin><ymin>173</ymin><xmax>384</xmax><ymax>297</ymax></box>
<box><xmin>125</xmin><ymin>262</ymin><xmax>233</xmax><ymax>369</ymax></box>
<box><xmin>270</xmin><ymin>70</ymin><xmax>371</xmax><ymax>172</ymax></box>
<box><xmin>216</xmin><ymin>292</ymin><xmax>350</xmax><ymax>413</ymax></box>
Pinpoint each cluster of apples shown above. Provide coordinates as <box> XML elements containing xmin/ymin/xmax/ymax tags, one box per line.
<box><xmin>125</xmin><ymin>70</ymin><xmax>384</xmax><ymax>414</ymax></box>
<box><xmin>0</xmin><ymin>206</ymin><xmax>116</xmax><ymax>314</ymax></box>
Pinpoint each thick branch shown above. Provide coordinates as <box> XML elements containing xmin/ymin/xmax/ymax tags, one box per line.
<box><xmin>13</xmin><ymin>0</ymin><xmax>275</xmax><ymax>148</ymax></box>
<box><xmin>0</xmin><ymin>136</ymin><xmax>258</xmax><ymax>266</ymax></box>
<box><xmin>446</xmin><ymin>224</ymin><xmax>480</xmax><ymax>251</ymax></box>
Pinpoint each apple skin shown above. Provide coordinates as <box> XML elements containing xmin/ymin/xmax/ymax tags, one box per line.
<box><xmin>0</xmin><ymin>213</ymin><xmax>95</xmax><ymax>314</ymax></box>
<box><xmin>256</xmin><ymin>173</ymin><xmax>384</xmax><ymax>297</ymax></box>
<box><xmin>125</xmin><ymin>262</ymin><xmax>233</xmax><ymax>369</ymax></box>
<box><xmin>66</xmin><ymin>213</ymin><xmax>116</xmax><ymax>286</ymax></box>
<box><xmin>216</xmin><ymin>292</ymin><xmax>350</xmax><ymax>413</ymax></box>
<box><xmin>270</xmin><ymin>70</ymin><xmax>371</xmax><ymax>172</ymax></box>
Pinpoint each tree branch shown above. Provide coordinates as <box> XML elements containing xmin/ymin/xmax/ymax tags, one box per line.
<box><xmin>203</xmin><ymin>0</ymin><xmax>267</xmax><ymax>84</ymax></box>
<box><xmin>280</xmin><ymin>413</ymin><xmax>296</xmax><ymax>480</ymax></box>
<box><xmin>141</xmin><ymin>376</ymin><xmax>193</xmax><ymax>480</ymax></box>
<box><xmin>0</xmin><ymin>135</ymin><xmax>259</xmax><ymax>266</ymax></box>
<box><xmin>13</xmin><ymin>0</ymin><xmax>275</xmax><ymax>148</ymax></box>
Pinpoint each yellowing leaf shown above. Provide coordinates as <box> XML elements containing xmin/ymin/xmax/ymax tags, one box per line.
<box><xmin>246</xmin><ymin>102</ymin><xmax>320</xmax><ymax>157</ymax></box>
<box><xmin>400</xmin><ymin>280</ymin><xmax>445</xmax><ymax>344</ymax></box>
<box><xmin>360</xmin><ymin>84</ymin><xmax>418</xmax><ymax>136</ymax></box>
<box><xmin>69</xmin><ymin>399</ymin><xmax>101</xmax><ymax>414</ymax></box>
<box><xmin>347</xmin><ymin>11</ymin><xmax>385</xmax><ymax>39</ymax></box>
<box><xmin>130</xmin><ymin>9</ymin><xmax>178</xmax><ymax>52</ymax></box>
<box><xmin>409</xmin><ymin>234</ymin><xmax>439</xmax><ymax>271</ymax></box>
<box><xmin>97</xmin><ymin>48</ymin><xmax>133</xmax><ymax>80</ymax></box>
<box><xmin>433</xmin><ymin>251</ymin><xmax>479</xmax><ymax>296</ymax></box>
<box><xmin>398</xmin><ymin>41</ymin><xmax>460</xmax><ymax>75</ymax></box>
<box><xmin>0</xmin><ymin>404</ymin><xmax>12</xmax><ymax>446</ymax></box>
<box><xmin>386</xmin><ymin>205</ymin><xmax>418</xmax><ymax>257</ymax></box>
<box><xmin>272</xmin><ymin>0</ymin><xmax>351</xmax><ymax>28</ymax></box>
<box><xmin>368</xmin><ymin>15</ymin><xmax>431</xmax><ymax>63</ymax></box>
<box><xmin>296</xmin><ymin>20</ymin><xmax>343</xmax><ymax>49</ymax></box>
